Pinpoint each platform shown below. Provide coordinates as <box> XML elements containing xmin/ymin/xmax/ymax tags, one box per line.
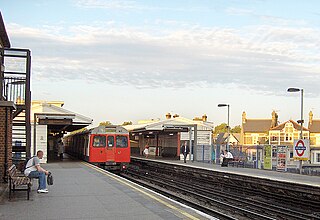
<box><xmin>0</xmin><ymin>159</ymin><xmax>213</xmax><ymax>220</ymax></box>
<box><xmin>134</xmin><ymin>156</ymin><xmax>320</xmax><ymax>188</ymax></box>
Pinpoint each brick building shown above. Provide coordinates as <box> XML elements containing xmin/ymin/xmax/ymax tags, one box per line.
<box><xmin>0</xmin><ymin>12</ymin><xmax>14</xmax><ymax>181</ymax></box>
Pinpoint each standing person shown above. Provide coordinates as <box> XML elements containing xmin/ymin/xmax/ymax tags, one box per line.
<box><xmin>143</xmin><ymin>142</ymin><xmax>149</xmax><ymax>158</ymax></box>
<box><xmin>58</xmin><ymin>139</ymin><xmax>64</xmax><ymax>160</ymax></box>
<box><xmin>24</xmin><ymin>150</ymin><xmax>50</xmax><ymax>193</ymax></box>
<box><xmin>180</xmin><ymin>141</ymin><xmax>190</xmax><ymax>163</ymax></box>
<box><xmin>220</xmin><ymin>150</ymin><xmax>225</xmax><ymax>165</ymax></box>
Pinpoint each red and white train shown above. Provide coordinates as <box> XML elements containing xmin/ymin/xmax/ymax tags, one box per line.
<box><xmin>64</xmin><ymin>125</ymin><xmax>130</xmax><ymax>171</ymax></box>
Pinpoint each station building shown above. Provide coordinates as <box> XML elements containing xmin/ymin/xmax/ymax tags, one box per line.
<box><xmin>125</xmin><ymin>113</ymin><xmax>214</xmax><ymax>161</ymax></box>
<box><xmin>30</xmin><ymin>100</ymin><xmax>92</xmax><ymax>163</ymax></box>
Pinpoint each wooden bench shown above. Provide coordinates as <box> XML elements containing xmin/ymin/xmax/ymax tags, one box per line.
<box><xmin>8</xmin><ymin>164</ymin><xmax>32</xmax><ymax>200</ymax></box>
<box><xmin>228</xmin><ymin>159</ymin><xmax>244</xmax><ymax>168</ymax></box>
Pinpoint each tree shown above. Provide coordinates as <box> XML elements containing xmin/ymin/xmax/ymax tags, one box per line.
<box><xmin>214</xmin><ymin>123</ymin><xmax>228</xmax><ymax>134</ymax></box>
<box><xmin>231</xmin><ymin>125</ymin><xmax>241</xmax><ymax>133</ymax></box>
<box><xmin>99</xmin><ymin>121</ymin><xmax>112</xmax><ymax>126</ymax></box>
<box><xmin>214</xmin><ymin>123</ymin><xmax>241</xmax><ymax>134</ymax></box>
<box><xmin>122</xmin><ymin>121</ymin><xmax>133</xmax><ymax>126</ymax></box>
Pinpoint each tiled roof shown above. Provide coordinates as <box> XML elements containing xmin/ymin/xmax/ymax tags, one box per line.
<box><xmin>308</xmin><ymin>120</ymin><xmax>320</xmax><ymax>132</ymax></box>
<box><xmin>243</xmin><ymin>119</ymin><xmax>272</xmax><ymax>132</ymax></box>
<box><xmin>270</xmin><ymin>119</ymin><xmax>308</xmax><ymax>131</ymax></box>
<box><xmin>0</xmin><ymin>12</ymin><xmax>10</xmax><ymax>48</ymax></box>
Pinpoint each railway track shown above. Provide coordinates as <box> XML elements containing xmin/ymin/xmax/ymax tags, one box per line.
<box><xmin>122</xmin><ymin>159</ymin><xmax>320</xmax><ymax>220</ymax></box>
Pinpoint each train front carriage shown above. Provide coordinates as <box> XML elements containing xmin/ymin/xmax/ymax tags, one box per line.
<box><xmin>65</xmin><ymin>125</ymin><xmax>130</xmax><ymax>172</ymax></box>
<box><xmin>89</xmin><ymin>126</ymin><xmax>130</xmax><ymax>171</ymax></box>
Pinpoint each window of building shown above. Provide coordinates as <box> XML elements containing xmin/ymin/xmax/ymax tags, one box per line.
<box><xmin>317</xmin><ymin>153</ymin><xmax>320</xmax><ymax>163</ymax></box>
<box><xmin>252</xmin><ymin>134</ymin><xmax>258</xmax><ymax>145</ymax></box>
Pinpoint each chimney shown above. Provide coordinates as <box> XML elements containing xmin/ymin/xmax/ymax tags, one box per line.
<box><xmin>202</xmin><ymin>114</ymin><xmax>207</xmax><ymax>122</ymax></box>
<box><xmin>242</xmin><ymin>111</ymin><xmax>247</xmax><ymax>124</ymax></box>
<box><xmin>173</xmin><ymin>114</ymin><xmax>179</xmax><ymax>118</ymax></box>
<box><xmin>271</xmin><ymin>110</ymin><xmax>278</xmax><ymax>128</ymax></box>
<box><xmin>309</xmin><ymin>111</ymin><xmax>313</xmax><ymax>127</ymax></box>
<box><xmin>166</xmin><ymin>113</ymin><xmax>171</xmax><ymax>119</ymax></box>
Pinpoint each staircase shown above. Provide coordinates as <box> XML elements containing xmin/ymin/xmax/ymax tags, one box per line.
<box><xmin>1</xmin><ymin>48</ymin><xmax>31</xmax><ymax>160</ymax></box>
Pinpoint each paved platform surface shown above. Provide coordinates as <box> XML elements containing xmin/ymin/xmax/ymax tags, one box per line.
<box><xmin>0</xmin><ymin>160</ymin><xmax>212</xmax><ymax>220</ymax></box>
<box><xmin>134</xmin><ymin>156</ymin><xmax>320</xmax><ymax>188</ymax></box>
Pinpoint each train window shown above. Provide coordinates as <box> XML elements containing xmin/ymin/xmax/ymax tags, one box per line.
<box><xmin>93</xmin><ymin>136</ymin><xmax>106</xmax><ymax>147</ymax></box>
<box><xmin>116</xmin><ymin>136</ymin><xmax>128</xmax><ymax>148</ymax></box>
<box><xmin>107</xmin><ymin>136</ymin><xmax>114</xmax><ymax>148</ymax></box>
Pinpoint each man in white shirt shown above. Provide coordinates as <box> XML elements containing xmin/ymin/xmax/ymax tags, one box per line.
<box><xmin>24</xmin><ymin>150</ymin><xmax>49</xmax><ymax>193</ymax></box>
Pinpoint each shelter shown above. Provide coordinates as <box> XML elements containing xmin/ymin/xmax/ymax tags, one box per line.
<box><xmin>31</xmin><ymin>101</ymin><xmax>92</xmax><ymax>162</ymax></box>
<box><xmin>125</xmin><ymin>116</ymin><xmax>214</xmax><ymax>159</ymax></box>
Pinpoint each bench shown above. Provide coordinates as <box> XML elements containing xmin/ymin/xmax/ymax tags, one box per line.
<box><xmin>8</xmin><ymin>164</ymin><xmax>32</xmax><ymax>200</ymax></box>
<box><xmin>228</xmin><ymin>159</ymin><xmax>244</xmax><ymax>168</ymax></box>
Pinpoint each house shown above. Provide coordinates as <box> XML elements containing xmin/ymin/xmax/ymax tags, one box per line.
<box><xmin>308</xmin><ymin>111</ymin><xmax>320</xmax><ymax>164</ymax></box>
<box><xmin>240</xmin><ymin>110</ymin><xmax>278</xmax><ymax>146</ymax></box>
<box><xmin>269</xmin><ymin>119</ymin><xmax>309</xmax><ymax>166</ymax></box>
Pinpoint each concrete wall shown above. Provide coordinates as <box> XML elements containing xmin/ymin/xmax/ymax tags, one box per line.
<box><xmin>31</xmin><ymin>124</ymin><xmax>47</xmax><ymax>163</ymax></box>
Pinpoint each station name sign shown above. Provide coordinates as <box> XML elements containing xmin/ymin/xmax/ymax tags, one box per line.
<box><xmin>293</xmin><ymin>139</ymin><xmax>310</xmax><ymax>161</ymax></box>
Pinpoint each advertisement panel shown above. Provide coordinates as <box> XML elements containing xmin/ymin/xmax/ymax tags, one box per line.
<box><xmin>276</xmin><ymin>146</ymin><xmax>287</xmax><ymax>172</ymax></box>
<box><xmin>293</xmin><ymin>139</ymin><xmax>310</xmax><ymax>161</ymax></box>
<box><xmin>263</xmin><ymin>145</ymin><xmax>272</xmax><ymax>170</ymax></box>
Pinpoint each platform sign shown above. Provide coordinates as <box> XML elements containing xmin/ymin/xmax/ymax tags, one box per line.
<box><xmin>293</xmin><ymin>139</ymin><xmax>310</xmax><ymax>161</ymax></box>
<box><xmin>276</xmin><ymin>146</ymin><xmax>287</xmax><ymax>172</ymax></box>
<box><xmin>263</xmin><ymin>145</ymin><xmax>272</xmax><ymax>170</ymax></box>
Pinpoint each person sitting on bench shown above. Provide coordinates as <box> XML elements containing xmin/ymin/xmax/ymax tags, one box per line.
<box><xmin>24</xmin><ymin>150</ymin><xmax>50</xmax><ymax>193</ymax></box>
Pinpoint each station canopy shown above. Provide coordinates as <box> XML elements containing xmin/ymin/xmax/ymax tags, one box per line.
<box><xmin>31</xmin><ymin>101</ymin><xmax>92</xmax><ymax>133</ymax></box>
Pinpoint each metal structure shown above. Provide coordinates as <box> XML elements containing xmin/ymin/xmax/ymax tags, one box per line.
<box><xmin>0</xmin><ymin>48</ymin><xmax>31</xmax><ymax>158</ymax></box>
<box><xmin>287</xmin><ymin>87</ymin><xmax>304</xmax><ymax>174</ymax></box>
<box><xmin>218</xmin><ymin>103</ymin><xmax>230</xmax><ymax>151</ymax></box>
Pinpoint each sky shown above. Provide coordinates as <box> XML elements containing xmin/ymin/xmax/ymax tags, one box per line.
<box><xmin>2</xmin><ymin>0</ymin><xmax>320</xmax><ymax>127</ymax></box>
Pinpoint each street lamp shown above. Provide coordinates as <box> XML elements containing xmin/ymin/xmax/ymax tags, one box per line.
<box><xmin>287</xmin><ymin>88</ymin><xmax>304</xmax><ymax>139</ymax></box>
<box><xmin>218</xmin><ymin>104</ymin><xmax>230</xmax><ymax>151</ymax></box>
<box><xmin>287</xmin><ymin>87</ymin><xmax>304</xmax><ymax>174</ymax></box>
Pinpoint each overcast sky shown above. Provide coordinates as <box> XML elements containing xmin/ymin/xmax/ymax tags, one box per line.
<box><xmin>2</xmin><ymin>0</ymin><xmax>320</xmax><ymax>127</ymax></box>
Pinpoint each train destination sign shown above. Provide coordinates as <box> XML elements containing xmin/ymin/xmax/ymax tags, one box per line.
<box><xmin>293</xmin><ymin>139</ymin><xmax>310</xmax><ymax>161</ymax></box>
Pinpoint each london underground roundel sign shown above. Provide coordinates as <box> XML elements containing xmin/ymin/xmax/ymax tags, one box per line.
<box><xmin>293</xmin><ymin>139</ymin><xmax>310</xmax><ymax>161</ymax></box>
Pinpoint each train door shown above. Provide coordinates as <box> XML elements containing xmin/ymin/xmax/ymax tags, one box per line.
<box><xmin>89</xmin><ymin>135</ymin><xmax>106</xmax><ymax>162</ymax></box>
<box><xmin>115</xmin><ymin>135</ymin><xmax>130</xmax><ymax>162</ymax></box>
<box><xmin>106</xmin><ymin>135</ymin><xmax>116</xmax><ymax>162</ymax></box>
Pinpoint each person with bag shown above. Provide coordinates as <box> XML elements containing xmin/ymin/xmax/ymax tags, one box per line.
<box><xmin>24</xmin><ymin>150</ymin><xmax>50</xmax><ymax>193</ymax></box>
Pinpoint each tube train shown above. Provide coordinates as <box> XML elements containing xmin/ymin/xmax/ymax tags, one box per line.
<box><xmin>64</xmin><ymin>125</ymin><xmax>130</xmax><ymax>171</ymax></box>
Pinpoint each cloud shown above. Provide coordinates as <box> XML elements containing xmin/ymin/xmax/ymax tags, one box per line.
<box><xmin>7</xmin><ymin>22</ymin><xmax>320</xmax><ymax>96</ymax></box>
<box><xmin>73</xmin><ymin>0</ymin><xmax>139</xmax><ymax>9</ymax></box>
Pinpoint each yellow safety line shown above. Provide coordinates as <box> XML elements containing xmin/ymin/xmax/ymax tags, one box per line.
<box><xmin>82</xmin><ymin>162</ymin><xmax>200</xmax><ymax>220</ymax></box>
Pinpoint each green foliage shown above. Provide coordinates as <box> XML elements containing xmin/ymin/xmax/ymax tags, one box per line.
<box><xmin>214</xmin><ymin>123</ymin><xmax>228</xmax><ymax>134</ymax></box>
<box><xmin>122</xmin><ymin>121</ymin><xmax>133</xmax><ymax>126</ymax></box>
<box><xmin>214</xmin><ymin>123</ymin><xmax>241</xmax><ymax>134</ymax></box>
<box><xmin>230</xmin><ymin>125</ymin><xmax>241</xmax><ymax>133</ymax></box>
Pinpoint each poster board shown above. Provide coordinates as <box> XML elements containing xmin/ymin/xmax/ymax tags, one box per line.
<box><xmin>276</xmin><ymin>146</ymin><xmax>287</xmax><ymax>172</ymax></box>
<box><xmin>263</xmin><ymin>145</ymin><xmax>272</xmax><ymax>170</ymax></box>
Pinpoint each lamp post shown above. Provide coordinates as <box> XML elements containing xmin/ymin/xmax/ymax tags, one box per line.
<box><xmin>218</xmin><ymin>104</ymin><xmax>230</xmax><ymax>151</ymax></box>
<box><xmin>287</xmin><ymin>87</ymin><xmax>304</xmax><ymax>174</ymax></box>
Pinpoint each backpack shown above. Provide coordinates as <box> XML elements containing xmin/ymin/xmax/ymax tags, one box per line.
<box><xmin>18</xmin><ymin>156</ymin><xmax>35</xmax><ymax>172</ymax></box>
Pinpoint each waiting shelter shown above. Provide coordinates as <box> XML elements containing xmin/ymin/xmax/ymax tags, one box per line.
<box><xmin>30</xmin><ymin>101</ymin><xmax>92</xmax><ymax>163</ymax></box>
